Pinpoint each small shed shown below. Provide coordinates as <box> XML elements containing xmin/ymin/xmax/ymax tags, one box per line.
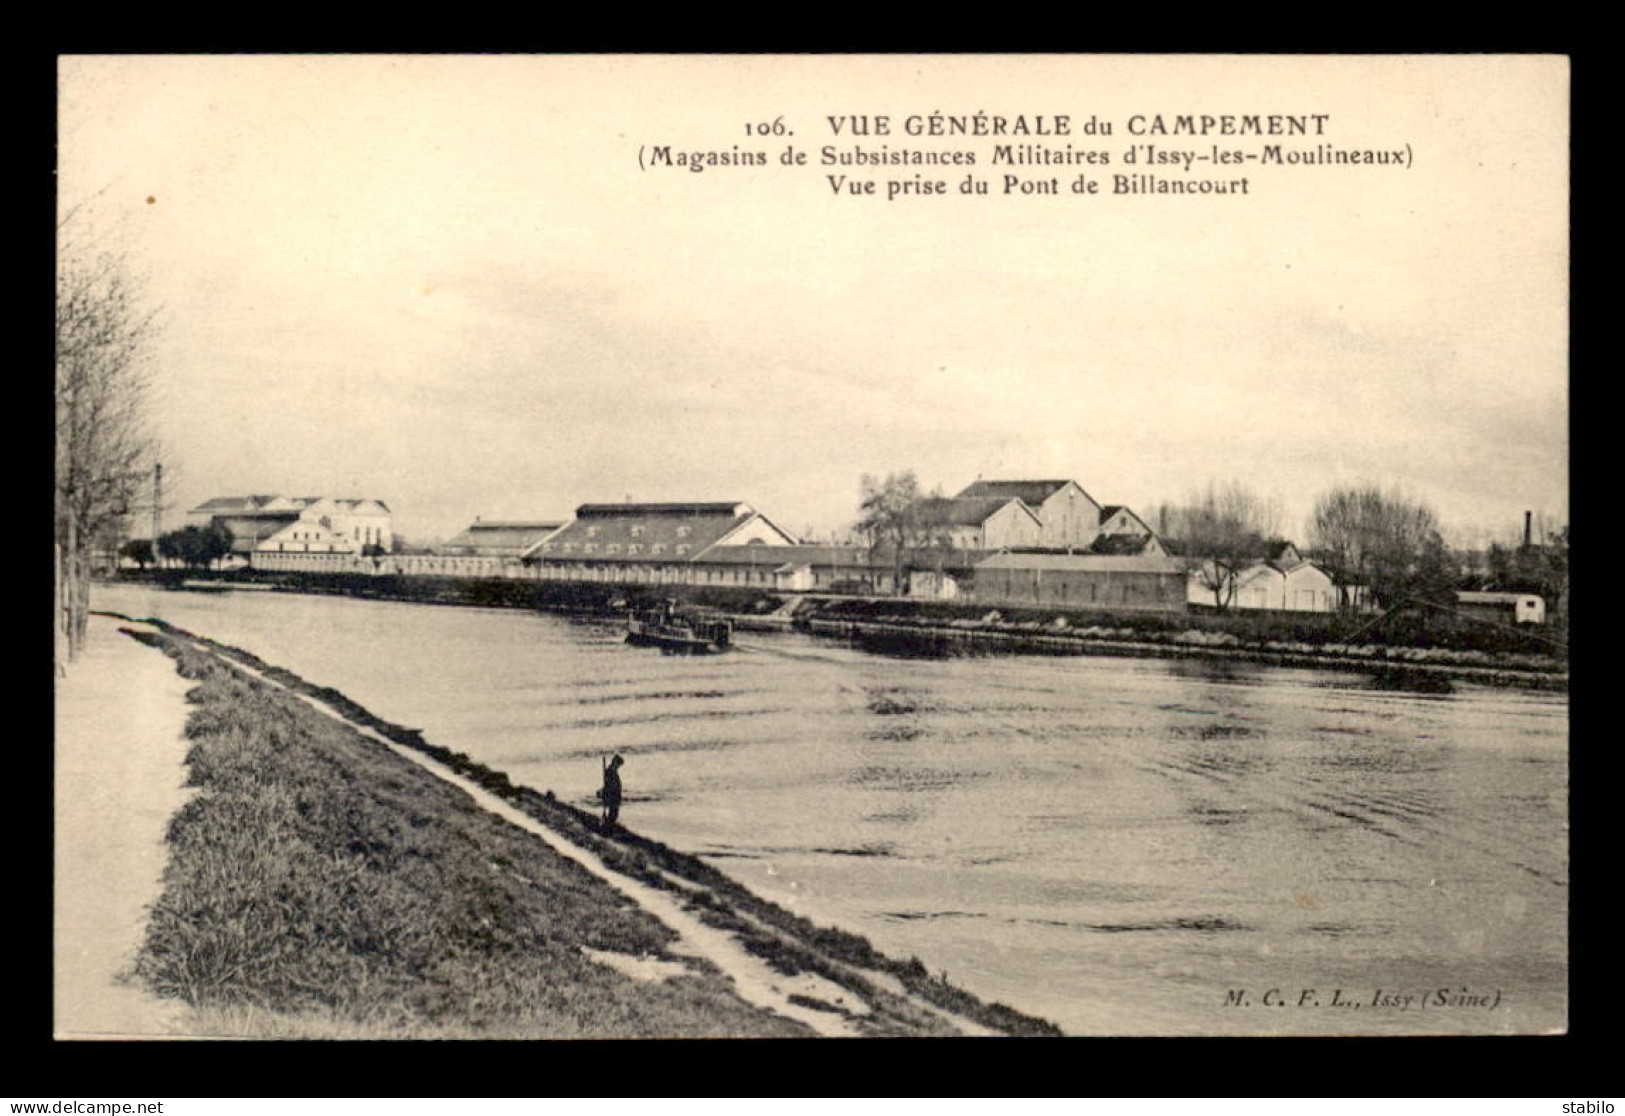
<box><xmin>1456</xmin><ymin>591</ymin><xmax>1546</xmax><ymax>625</ymax></box>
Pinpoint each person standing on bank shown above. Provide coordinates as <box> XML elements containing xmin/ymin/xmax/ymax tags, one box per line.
<box><xmin>600</xmin><ymin>754</ymin><xmax>625</xmax><ymax>831</ymax></box>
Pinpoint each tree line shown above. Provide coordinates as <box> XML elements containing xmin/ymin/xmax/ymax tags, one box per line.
<box><xmin>56</xmin><ymin>206</ymin><xmax>159</xmax><ymax>665</ymax></box>
<box><xmin>119</xmin><ymin>525</ymin><xmax>399</xmax><ymax>570</ymax></box>
<box><xmin>119</xmin><ymin>524</ymin><xmax>235</xmax><ymax>571</ymax></box>
<box><xmin>850</xmin><ymin>472</ymin><xmax>1567</xmax><ymax>620</ymax></box>
<box><xmin>1154</xmin><ymin>481</ymin><xmax>1461</xmax><ymax>614</ymax></box>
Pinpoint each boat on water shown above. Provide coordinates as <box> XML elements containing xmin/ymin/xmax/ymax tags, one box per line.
<box><xmin>626</xmin><ymin>599</ymin><xmax>732</xmax><ymax>654</ymax></box>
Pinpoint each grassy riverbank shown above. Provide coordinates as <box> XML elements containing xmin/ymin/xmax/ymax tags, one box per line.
<box><xmin>121</xmin><ymin>619</ymin><xmax>1060</xmax><ymax>1038</ymax></box>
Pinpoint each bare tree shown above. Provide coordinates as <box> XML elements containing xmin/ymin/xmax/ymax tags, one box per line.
<box><xmin>854</xmin><ymin>471</ymin><xmax>939</xmax><ymax>595</ymax></box>
<box><xmin>56</xmin><ymin>212</ymin><xmax>159</xmax><ymax>664</ymax></box>
<box><xmin>1306</xmin><ymin>484</ymin><xmax>1450</xmax><ymax>611</ymax></box>
<box><xmin>1159</xmin><ymin>481</ymin><xmax>1280</xmax><ymax>611</ymax></box>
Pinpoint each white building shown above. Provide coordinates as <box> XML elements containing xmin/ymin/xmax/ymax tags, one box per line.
<box><xmin>1456</xmin><ymin>591</ymin><xmax>1546</xmax><ymax>625</ymax></box>
<box><xmin>1187</xmin><ymin>542</ymin><xmax>1346</xmax><ymax>613</ymax></box>
<box><xmin>296</xmin><ymin>498</ymin><xmax>393</xmax><ymax>552</ymax></box>
<box><xmin>917</xmin><ymin>496</ymin><xmax>1045</xmax><ymax>551</ymax></box>
<box><xmin>187</xmin><ymin>494</ymin><xmax>394</xmax><ymax>557</ymax></box>
<box><xmin>956</xmin><ymin>480</ymin><xmax>1103</xmax><ymax>549</ymax></box>
<box><xmin>258</xmin><ymin>519</ymin><xmax>361</xmax><ymax>554</ymax></box>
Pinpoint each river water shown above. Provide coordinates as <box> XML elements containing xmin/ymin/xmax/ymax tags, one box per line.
<box><xmin>95</xmin><ymin>583</ymin><xmax>1568</xmax><ymax>1035</ymax></box>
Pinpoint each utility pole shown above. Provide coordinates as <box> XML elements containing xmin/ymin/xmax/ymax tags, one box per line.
<box><xmin>151</xmin><ymin>463</ymin><xmax>163</xmax><ymax>546</ymax></box>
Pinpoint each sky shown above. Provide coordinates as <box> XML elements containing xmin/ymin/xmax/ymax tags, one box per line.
<box><xmin>57</xmin><ymin>55</ymin><xmax>1569</xmax><ymax>546</ymax></box>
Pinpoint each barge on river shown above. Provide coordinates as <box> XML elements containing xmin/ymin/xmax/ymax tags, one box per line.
<box><xmin>626</xmin><ymin>600</ymin><xmax>733</xmax><ymax>654</ymax></box>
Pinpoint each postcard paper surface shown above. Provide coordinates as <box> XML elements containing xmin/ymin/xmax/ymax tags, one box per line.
<box><xmin>56</xmin><ymin>55</ymin><xmax>1568</xmax><ymax>1038</ymax></box>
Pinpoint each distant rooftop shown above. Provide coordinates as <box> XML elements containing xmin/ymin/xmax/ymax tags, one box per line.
<box><xmin>528</xmin><ymin>503</ymin><xmax>791</xmax><ymax>562</ymax></box>
<box><xmin>1086</xmin><ymin>533</ymin><xmax>1154</xmax><ymax>556</ymax></box>
<box><xmin>188</xmin><ymin>494</ymin><xmax>284</xmax><ymax>514</ymax></box>
<box><xmin>189</xmin><ymin>494</ymin><xmax>391</xmax><ymax>516</ymax></box>
<box><xmin>919</xmin><ymin>496</ymin><xmax>1037</xmax><ymax>527</ymax></box>
<box><xmin>441</xmin><ymin>520</ymin><xmax>563</xmax><ymax>555</ymax></box>
<box><xmin>575</xmin><ymin>502</ymin><xmax>751</xmax><ymax>519</ymax></box>
<box><xmin>956</xmin><ymin>480</ymin><xmax>1078</xmax><ymax>506</ymax></box>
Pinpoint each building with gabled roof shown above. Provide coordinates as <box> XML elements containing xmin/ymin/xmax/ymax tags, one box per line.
<box><xmin>187</xmin><ymin>494</ymin><xmax>393</xmax><ymax>556</ymax></box>
<box><xmin>296</xmin><ymin>498</ymin><xmax>392</xmax><ymax>552</ymax></box>
<box><xmin>188</xmin><ymin>494</ymin><xmax>303</xmax><ymax>516</ymax></box>
<box><xmin>1086</xmin><ymin>532</ymin><xmax>1167</xmax><ymax>558</ymax></box>
<box><xmin>521</xmin><ymin>501</ymin><xmax>797</xmax><ymax>570</ymax></box>
<box><xmin>956</xmin><ymin>479</ymin><xmax>1103</xmax><ymax>549</ymax></box>
<box><xmin>1223</xmin><ymin>561</ymin><xmax>1340</xmax><ymax>613</ymax></box>
<box><xmin>186</xmin><ymin>496</ymin><xmax>305</xmax><ymax>555</ymax></box>
<box><xmin>917</xmin><ymin>496</ymin><xmax>1044</xmax><ymax>551</ymax></box>
<box><xmin>258</xmin><ymin>518</ymin><xmax>360</xmax><ymax>555</ymax></box>
<box><xmin>1097</xmin><ymin>505</ymin><xmax>1157</xmax><ymax>539</ymax></box>
<box><xmin>1262</xmin><ymin>540</ymin><xmax>1303</xmax><ymax>568</ymax></box>
<box><xmin>956</xmin><ymin>479</ymin><xmax>1077</xmax><ymax>506</ymax></box>
<box><xmin>1183</xmin><ymin>539</ymin><xmax>1354</xmax><ymax>613</ymax></box>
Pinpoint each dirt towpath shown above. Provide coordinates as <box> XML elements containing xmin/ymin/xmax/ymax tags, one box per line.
<box><xmin>216</xmin><ymin>649</ymin><xmax>995</xmax><ymax>1037</ymax></box>
<box><xmin>53</xmin><ymin>613</ymin><xmax>1051</xmax><ymax>1037</ymax></box>
<box><xmin>54</xmin><ymin>615</ymin><xmax>196</xmax><ymax>1039</ymax></box>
